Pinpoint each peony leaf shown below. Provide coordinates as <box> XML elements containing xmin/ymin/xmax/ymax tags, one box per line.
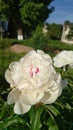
<box><xmin>47</xmin><ymin>118</ymin><xmax>59</xmax><ymax>130</ymax></box>
<box><xmin>45</xmin><ymin>104</ymin><xmax>60</xmax><ymax>116</ymax></box>
<box><xmin>30</xmin><ymin>105</ymin><xmax>44</xmax><ymax>130</ymax></box>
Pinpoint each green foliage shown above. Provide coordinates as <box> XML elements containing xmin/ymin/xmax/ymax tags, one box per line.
<box><xmin>20</xmin><ymin>2</ymin><xmax>44</xmax><ymax>25</ymax></box>
<box><xmin>0</xmin><ymin>38</ymin><xmax>19</xmax><ymax>49</ymax></box>
<box><xmin>30</xmin><ymin>106</ymin><xmax>44</xmax><ymax>130</ymax></box>
<box><xmin>0</xmin><ymin>0</ymin><xmax>8</xmax><ymax>20</ymax></box>
<box><xmin>0</xmin><ymin>39</ymin><xmax>73</xmax><ymax>129</ymax></box>
<box><xmin>47</xmin><ymin>23</ymin><xmax>62</xmax><ymax>40</ymax></box>
<box><xmin>0</xmin><ymin>0</ymin><xmax>53</xmax><ymax>36</ymax></box>
<box><xmin>29</xmin><ymin>25</ymin><xmax>49</xmax><ymax>50</ymax></box>
<box><xmin>20</xmin><ymin>0</ymin><xmax>53</xmax><ymax>34</ymax></box>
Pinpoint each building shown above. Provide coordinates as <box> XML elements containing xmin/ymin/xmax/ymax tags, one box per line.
<box><xmin>61</xmin><ymin>24</ymin><xmax>73</xmax><ymax>44</ymax></box>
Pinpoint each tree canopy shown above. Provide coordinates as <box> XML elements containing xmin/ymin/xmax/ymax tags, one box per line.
<box><xmin>0</xmin><ymin>0</ymin><xmax>54</xmax><ymax>37</ymax></box>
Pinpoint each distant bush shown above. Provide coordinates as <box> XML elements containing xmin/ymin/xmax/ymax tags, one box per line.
<box><xmin>47</xmin><ymin>23</ymin><xmax>62</xmax><ymax>40</ymax></box>
<box><xmin>27</xmin><ymin>25</ymin><xmax>49</xmax><ymax>50</ymax></box>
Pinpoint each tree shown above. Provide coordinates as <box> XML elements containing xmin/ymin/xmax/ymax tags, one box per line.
<box><xmin>0</xmin><ymin>0</ymin><xmax>54</xmax><ymax>38</ymax></box>
<box><xmin>64</xmin><ymin>20</ymin><xmax>71</xmax><ymax>26</ymax></box>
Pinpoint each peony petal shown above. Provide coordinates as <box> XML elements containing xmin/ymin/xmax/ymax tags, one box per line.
<box><xmin>70</xmin><ymin>63</ymin><xmax>73</xmax><ymax>68</ymax></box>
<box><xmin>37</xmin><ymin>50</ymin><xmax>52</xmax><ymax>62</ymax></box>
<box><xmin>20</xmin><ymin>50</ymin><xmax>36</xmax><ymax>63</ymax></box>
<box><xmin>33</xmin><ymin>92</ymin><xmax>44</xmax><ymax>104</ymax></box>
<box><xmin>10</xmin><ymin>62</ymin><xmax>22</xmax><ymax>85</ymax></box>
<box><xmin>9</xmin><ymin>62</ymin><xmax>17</xmax><ymax>70</ymax></box>
<box><xmin>5</xmin><ymin>69</ymin><xmax>15</xmax><ymax>87</ymax></box>
<box><xmin>20</xmin><ymin>91</ymin><xmax>37</xmax><ymax>105</ymax></box>
<box><xmin>53</xmin><ymin>50</ymin><xmax>73</xmax><ymax>68</ymax></box>
<box><xmin>41</xmin><ymin>74</ymin><xmax>62</xmax><ymax>104</ymax></box>
<box><xmin>20</xmin><ymin>90</ymin><xmax>44</xmax><ymax>105</ymax></box>
<box><xmin>7</xmin><ymin>89</ymin><xmax>21</xmax><ymax>104</ymax></box>
<box><xmin>41</xmin><ymin>87</ymin><xmax>62</xmax><ymax>104</ymax></box>
<box><xmin>14</xmin><ymin>101</ymin><xmax>31</xmax><ymax>114</ymax></box>
<box><xmin>40</xmin><ymin>92</ymin><xmax>51</xmax><ymax>103</ymax></box>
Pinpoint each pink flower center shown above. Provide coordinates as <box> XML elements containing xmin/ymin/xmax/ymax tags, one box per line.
<box><xmin>30</xmin><ymin>67</ymin><xmax>40</xmax><ymax>77</ymax></box>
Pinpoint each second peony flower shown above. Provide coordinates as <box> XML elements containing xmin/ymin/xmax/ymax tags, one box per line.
<box><xmin>53</xmin><ymin>50</ymin><xmax>73</xmax><ymax>68</ymax></box>
<box><xmin>5</xmin><ymin>50</ymin><xmax>63</xmax><ymax>114</ymax></box>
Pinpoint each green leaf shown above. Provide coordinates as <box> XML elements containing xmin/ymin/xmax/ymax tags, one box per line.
<box><xmin>0</xmin><ymin>102</ymin><xmax>9</xmax><ymax>120</ymax></box>
<box><xmin>47</xmin><ymin>118</ymin><xmax>59</xmax><ymax>130</ymax></box>
<box><xmin>54</xmin><ymin>102</ymin><xmax>64</xmax><ymax>109</ymax></box>
<box><xmin>0</xmin><ymin>119</ymin><xmax>18</xmax><ymax>130</ymax></box>
<box><xmin>0</xmin><ymin>117</ymin><xmax>27</xmax><ymax>130</ymax></box>
<box><xmin>45</xmin><ymin>105</ymin><xmax>60</xmax><ymax>116</ymax></box>
<box><xmin>65</xmin><ymin>103</ymin><xmax>72</xmax><ymax>110</ymax></box>
<box><xmin>30</xmin><ymin>105</ymin><xmax>44</xmax><ymax>130</ymax></box>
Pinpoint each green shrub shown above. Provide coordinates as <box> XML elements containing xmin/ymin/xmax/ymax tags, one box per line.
<box><xmin>27</xmin><ymin>25</ymin><xmax>49</xmax><ymax>50</ymax></box>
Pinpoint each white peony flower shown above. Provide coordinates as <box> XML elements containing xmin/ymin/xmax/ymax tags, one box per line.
<box><xmin>53</xmin><ymin>50</ymin><xmax>73</xmax><ymax>68</ymax></box>
<box><xmin>5</xmin><ymin>50</ymin><xmax>63</xmax><ymax>114</ymax></box>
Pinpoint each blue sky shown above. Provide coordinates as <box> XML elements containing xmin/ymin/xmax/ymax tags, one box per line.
<box><xmin>46</xmin><ymin>0</ymin><xmax>73</xmax><ymax>24</ymax></box>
